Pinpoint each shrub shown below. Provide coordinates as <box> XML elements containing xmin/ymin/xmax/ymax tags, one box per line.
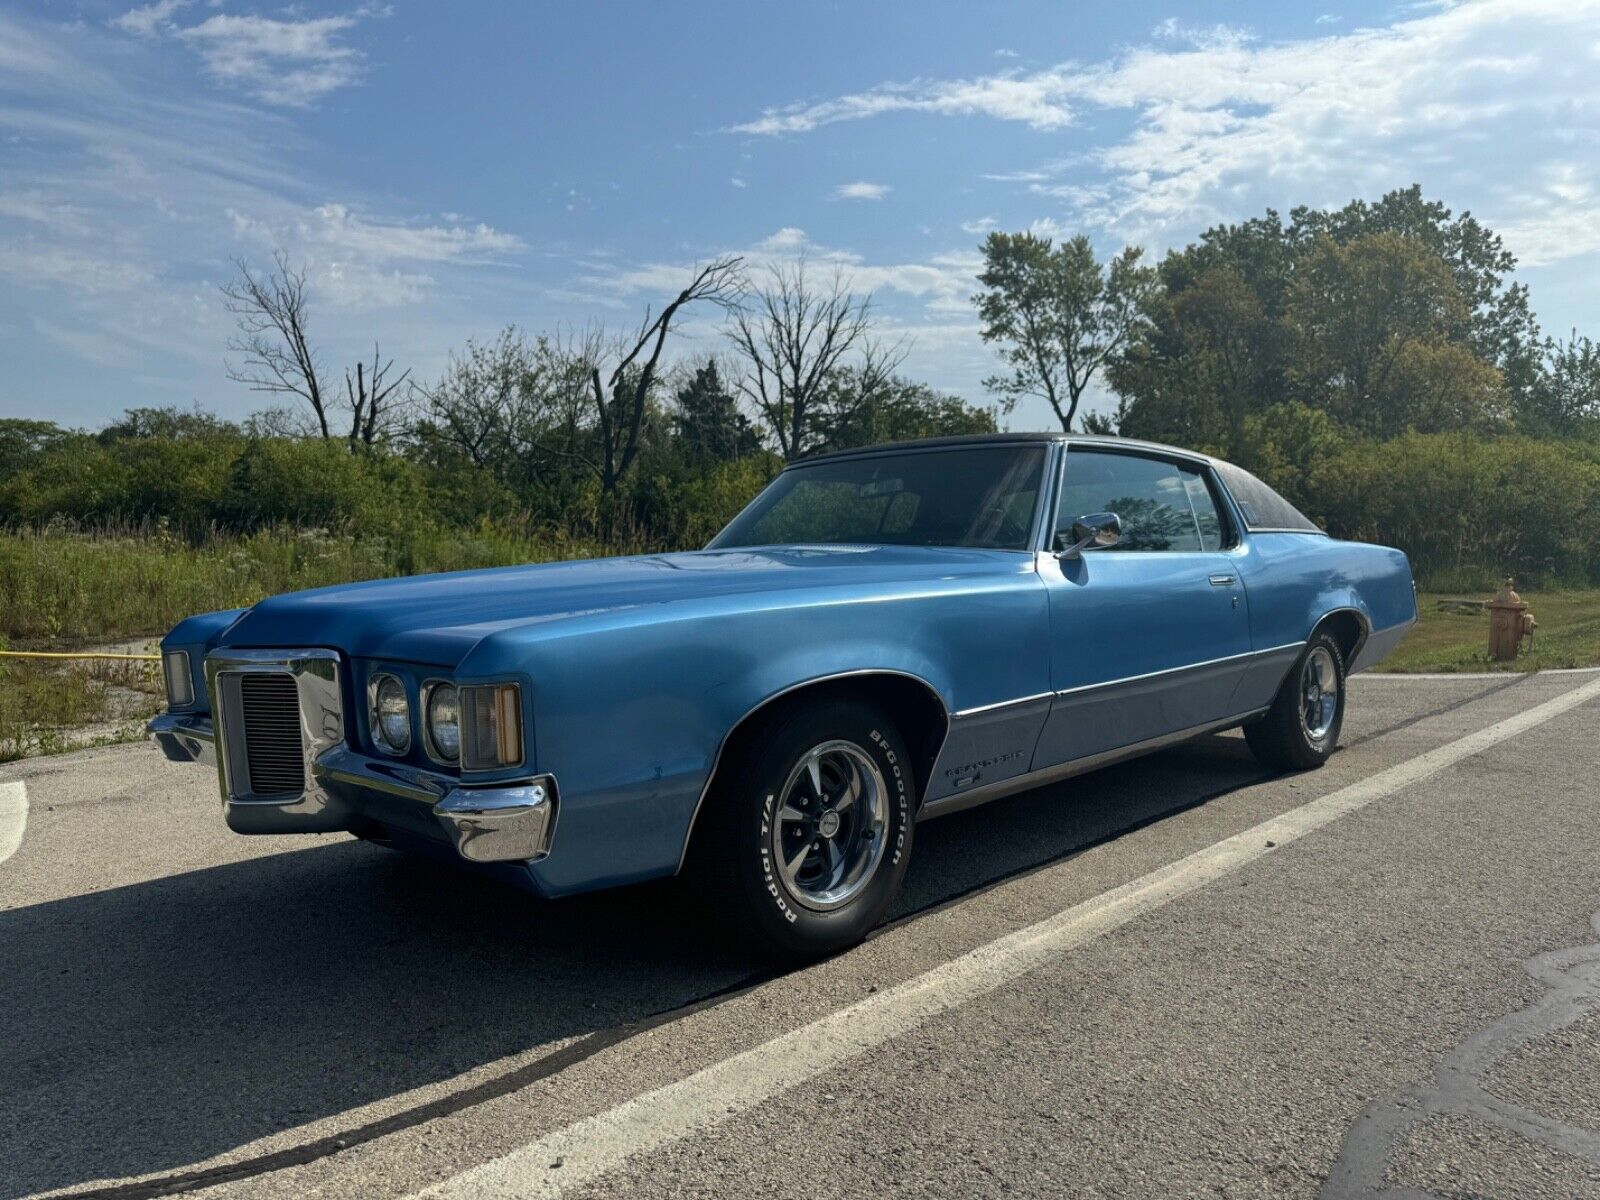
<box><xmin>1310</xmin><ymin>433</ymin><xmax>1600</xmax><ymax>588</ymax></box>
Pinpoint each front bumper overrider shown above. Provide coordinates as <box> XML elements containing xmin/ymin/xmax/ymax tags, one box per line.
<box><xmin>148</xmin><ymin>710</ymin><xmax>557</xmax><ymax>865</ymax></box>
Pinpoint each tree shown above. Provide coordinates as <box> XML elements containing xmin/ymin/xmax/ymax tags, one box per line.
<box><xmin>222</xmin><ymin>253</ymin><xmax>331</xmax><ymax>438</ymax></box>
<box><xmin>807</xmin><ymin>370</ymin><xmax>997</xmax><ymax>453</ymax></box>
<box><xmin>1288</xmin><ymin>185</ymin><xmax>1541</xmax><ymax>398</ymax></box>
<box><xmin>672</xmin><ymin>359</ymin><xmax>758</xmax><ymax>465</ymax></box>
<box><xmin>569</xmin><ymin>257</ymin><xmax>744</xmax><ymax>493</ymax></box>
<box><xmin>1283</xmin><ymin>233</ymin><xmax>1505</xmax><ymax>435</ymax></box>
<box><xmin>0</xmin><ymin>418</ymin><xmax>77</xmax><ymax>477</ymax></box>
<box><xmin>222</xmin><ymin>252</ymin><xmax>410</xmax><ymax>448</ymax></box>
<box><xmin>344</xmin><ymin>346</ymin><xmax>412</xmax><ymax>448</ymax></box>
<box><xmin>973</xmin><ymin>232</ymin><xmax>1155</xmax><ymax>431</ymax></box>
<box><xmin>97</xmin><ymin>406</ymin><xmax>240</xmax><ymax>443</ymax></box>
<box><xmin>414</xmin><ymin>327</ymin><xmax>587</xmax><ymax>491</ymax></box>
<box><xmin>727</xmin><ymin>258</ymin><xmax>900</xmax><ymax>457</ymax></box>
<box><xmin>1521</xmin><ymin>333</ymin><xmax>1600</xmax><ymax>438</ymax></box>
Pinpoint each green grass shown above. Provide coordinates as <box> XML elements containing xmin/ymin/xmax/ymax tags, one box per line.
<box><xmin>0</xmin><ymin>522</ymin><xmax>613</xmax><ymax>760</ymax></box>
<box><xmin>1374</xmin><ymin>589</ymin><xmax>1600</xmax><ymax>673</ymax></box>
<box><xmin>0</xmin><ymin>654</ymin><xmax>163</xmax><ymax>762</ymax></box>
<box><xmin>0</xmin><ymin>523</ymin><xmax>611</xmax><ymax>645</ymax></box>
<box><xmin>2</xmin><ymin>526</ymin><xmax>1597</xmax><ymax>760</ymax></box>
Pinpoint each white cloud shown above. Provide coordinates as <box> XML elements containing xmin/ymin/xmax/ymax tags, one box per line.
<box><xmin>1150</xmin><ymin>18</ymin><xmax>1254</xmax><ymax>49</ymax></box>
<box><xmin>1495</xmin><ymin>166</ymin><xmax>1600</xmax><ymax>267</ymax></box>
<box><xmin>225</xmin><ymin>203</ymin><xmax>523</xmax><ymax>307</ymax></box>
<box><xmin>833</xmin><ymin>180</ymin><xmax>891</xmax><ymax>201</ymax></box>
<box><xmin>300</xmin><ymin>204</ymin><xmax>522</xmax><ymax>263</ymax></box>
<box><xmin>981</xmin><ymin>168</ymin><xmax>1056</xmax><ymax>183</ymax></box>
<box><xmin>0</xmin><ymin>7</ymin><xmax>531</xmax><ymax>423</ymax></box>
<box><xmin>107</xmin><ymin>5</ymin><xmax>389</xmax><ymax>108</ymax></box>
<box><xmin>731</xmin><ymin>69</ymin><xmax>1081</xmax><ymax>134</ymax></box>
<box><xmin>594</xmin><ymin>227</ymin><xmax>982</xmax><ymax>317</ymax></box>
<box><xmin>0</xmin><ymin>191</ymin><xmax>93</xmax><ymax>236</ymax></box>
<box><xmin>1026</xmin><ymin>217</ymin><xmax>1072</xmax><ymax>240</ymax></box>
<box><xmin>174</xmin><ymin>13</ymin><xmax>369</xmax><ymax>106</ymax></box>
<box><xmin>730</xmin><ymin>176</ymin><xmax>748</xmax><ymax>188</ymax></box>
<box><xmin>0</xmin><ymin>242</ymin><xmax>154</xmax><ymax>294</ymax></box>
<box><xmin>1315</xmin><ymin>14</ymin><xmax>1342</xmax><ymax>24</ymax></box>
<box><xmin>110</xmin><ymin>0</ymin><xmax>192</xmax><ymax>38</ymax></box>
<box><xmin>961</xmin><ymin>216</ymin><xmax>998</xmax><ymax>235</ymax></box>
<box><xmin>736</xmin><ymin>0</ymin><xmax>1600</xmax><ymax>265</ymax></box>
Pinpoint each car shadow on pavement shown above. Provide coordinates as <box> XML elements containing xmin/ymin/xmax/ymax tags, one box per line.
<box><xmin>0</xmin><ymin>735</ymin><xmax>1263</xmax><ymax>1199</ymax></box>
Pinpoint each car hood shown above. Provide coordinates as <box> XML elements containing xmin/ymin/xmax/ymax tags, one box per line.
<box><xmin>218</xmin><ymin>544</ymin><xmax>1030</xmax><ymax>666</ymax></box>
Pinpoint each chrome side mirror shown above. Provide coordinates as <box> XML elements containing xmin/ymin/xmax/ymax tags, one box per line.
<box><xmin>1057</xmin><ymin>511</ymin><xmax>1121</xmax><ymax>559</ymax></box>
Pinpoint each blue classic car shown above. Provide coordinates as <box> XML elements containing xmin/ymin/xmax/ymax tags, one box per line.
<box><xmin>150</xmin><ymin>434</ymin><xmax>1416</xmax><ymax>956</ymax></box>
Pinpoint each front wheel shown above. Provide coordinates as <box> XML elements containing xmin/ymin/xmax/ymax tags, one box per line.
<box><xmin>1244</xmin><ymin>631</ymin><xmax>1347</xmax><ymax>770</ymax></box>
<box><xmin>695</xmin><ymin>698</ymin><xmax>916</xmax><ymax>960</ymax></box>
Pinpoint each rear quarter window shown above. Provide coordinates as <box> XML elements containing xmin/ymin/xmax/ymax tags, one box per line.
<box><xmin>1213</xmin><ymin>462</ymin><xmax>1322</xmax><ymax>533</ymax></box>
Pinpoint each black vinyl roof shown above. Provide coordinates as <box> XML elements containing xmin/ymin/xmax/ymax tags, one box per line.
<box><xmin>791</xmin><ymin>432</ymin><xmax>1323</xmax><ymax>533</ymax></box>
<box><xmin>795</xmin><ymin>432</ymin><xmax>1212</xmax><ymax>467</ymax></box>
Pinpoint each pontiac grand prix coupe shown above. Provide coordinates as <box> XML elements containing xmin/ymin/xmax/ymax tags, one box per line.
<box><xmin>150</xmin><ymin>434</ymin><xmax>1416</xmax><ymax>956</ymax></box>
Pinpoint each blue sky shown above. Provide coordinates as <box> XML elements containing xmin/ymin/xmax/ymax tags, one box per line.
<box><xmin>2</xmin><ymin>0</ymin><xmax>1598</xmax><ymax>431</ymax></box>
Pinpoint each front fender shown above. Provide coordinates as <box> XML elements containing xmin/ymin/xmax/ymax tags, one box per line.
<box><xmin>159</xmin><ymin>607</ymin><xmax>249</xmax><ymax>713</ymax></box>
<box><xmin>467</xmin><ymin>575</ymin><xmax>1048</xmax><ymax>896</ymax></box>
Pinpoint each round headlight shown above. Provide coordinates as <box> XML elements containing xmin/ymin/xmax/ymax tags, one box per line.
<box><xmin>371</xmin><ymin>674</ymin><xmax>411</xmax><ymax>753</ymax></box>
<box><xmin>426</xmin><ymin>684</ymin><xmax>460</xmax><ymax>762</ymax></box>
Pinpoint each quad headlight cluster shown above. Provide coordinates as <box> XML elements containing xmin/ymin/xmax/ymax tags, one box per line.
<box><xmin>368</xmin><ymin>674</ymin><xmax>522</xmax><ymax>771</ymax></box>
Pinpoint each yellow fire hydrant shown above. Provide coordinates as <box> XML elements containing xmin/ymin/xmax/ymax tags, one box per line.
<box><xmin>1487</xmin><ymin>578</ymin><xmax>1537</xmax><ymax>661</ymax></box>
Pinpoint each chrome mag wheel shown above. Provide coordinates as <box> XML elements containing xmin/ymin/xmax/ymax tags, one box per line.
<box><xmin>771</xmin><ymin>739</ymin><xmax>889</xmax><ymax>912</ymax></box>
<box><xmin>1301</xmin><ymin>645</ymin><xmax>1339</xmax><ymax>741</ymax></box>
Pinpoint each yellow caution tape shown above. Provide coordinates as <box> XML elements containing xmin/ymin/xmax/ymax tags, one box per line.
<box><xmin>0</xmin><ymin>651</ymin><xmax>161</xmax><ymax>662</ymax></box>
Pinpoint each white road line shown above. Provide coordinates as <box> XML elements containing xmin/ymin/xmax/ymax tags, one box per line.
<box><xmin>1361</xmin><ymin>668</ymin><xmax>1600</xmax><ymax>681</ymax></box>
<box><xmin>0</xmin><ymin>781</ymin><xmax>26</xmax><ymax>865</ymax></box>
<box><xmin>412</xmin><ymin>675</ymin><xmax>1600</xmax><ymax>1200</ymax></box>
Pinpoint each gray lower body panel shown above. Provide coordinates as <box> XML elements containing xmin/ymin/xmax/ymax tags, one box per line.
<box><xmin>920</xmin><ymin>706</ymin><xmax>1267</xmax><ymax>821</ymax></box>
<box><xmin>1349</xmin><ymin>618</ymin><xmax>1416</xmax><ymax>674</ymax></box>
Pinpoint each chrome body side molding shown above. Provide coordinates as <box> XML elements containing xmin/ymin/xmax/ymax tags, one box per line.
<box><xmin>1052</xmin><ymin>642</ymin><xmax>1305</xmax><ymax>699</ymax></box>
<box><xmin>951</xmin><ymin>692</ymin><xmax>1056</xmax><ymax>720</ymax></box>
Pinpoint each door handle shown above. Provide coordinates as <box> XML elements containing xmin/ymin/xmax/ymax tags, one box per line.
<box><xmin>1209</xmin><ymin>574</ymin><xmax>1236</xmax><ymax>587</ymax></box>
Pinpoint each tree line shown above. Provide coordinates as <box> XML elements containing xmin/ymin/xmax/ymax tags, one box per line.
<box><xmin>2</xmin><ymin>184</ymin><xmax>1597</xmax><ymax>587</ymax></box>
<box><xmin>975</xmin><ymin>185</ymin><xmax>1599</xmax><ymax>445</ymax></box>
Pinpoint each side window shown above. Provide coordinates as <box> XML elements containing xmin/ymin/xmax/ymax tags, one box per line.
<box><xmin>1183</xmin><ymin>471</ymin><xmax>1226</xmax><ymax>551</ymax></box>
<box><xmin>1054</xmin><ymin>451</ymin><xmax>1226</xmax><ymax>553</ymax></box>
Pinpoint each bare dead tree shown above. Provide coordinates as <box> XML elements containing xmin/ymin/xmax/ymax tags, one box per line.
<box><xmin>726</xmin><ymin>258</ymin><xmax>896</xmax><ymax>457</ymax></box>
<box><xmin>345</xmin><ymin>343</ymin><xmax>412</xmax><ymax>448</ymax></box>
<box><xmin>223</xmin><ymin>252</ymin><xmax>332</xmax><ymax>438</ymax></box>
<box><xmin>223</xmin><ymin>252</ymin><xmax>410</xmax><ymax>449</ymax></box>
<box><xmin>547</xmin><ymin>257</ymin><xmax>744</xmax><ymax>493</ymax></box>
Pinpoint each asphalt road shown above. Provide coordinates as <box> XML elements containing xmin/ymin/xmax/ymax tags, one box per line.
<box><xmin>4</xmin><ymin>671</ymin><xmax>1600</xmax><ymax>1200</ymax></box>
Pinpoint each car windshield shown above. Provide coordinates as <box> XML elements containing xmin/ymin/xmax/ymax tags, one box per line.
<box><xmin>709</xmin><ymin>445</ymin><xmax>1047</xmax><ymax>551</ymax></box>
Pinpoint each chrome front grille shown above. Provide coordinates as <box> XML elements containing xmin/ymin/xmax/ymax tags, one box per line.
<box><xmin>209</xmin><ymin>648</ymin><xmax>343</xmax><ymax>806</ymax></box>
<box><xmin>238</xmin><ymin>672</ymin><xmax>305</xmax><ymax>796</ymax></box>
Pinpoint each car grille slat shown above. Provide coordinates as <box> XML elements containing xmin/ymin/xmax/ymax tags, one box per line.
<box><xmin>238</xmin><ymin>673</ymin><xmax>305</xmax><ymax>795</ymax></box>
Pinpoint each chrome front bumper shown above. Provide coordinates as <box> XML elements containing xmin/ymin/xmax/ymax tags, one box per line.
<box><xmin>148</xmin><ymin>713</ymin><xmax>558</xmax><ymax>865</ymax></box>
<box><xmin>150</xmin><ymin>711</ymin><xmax>216</xmax><ymax>766</ymax></box>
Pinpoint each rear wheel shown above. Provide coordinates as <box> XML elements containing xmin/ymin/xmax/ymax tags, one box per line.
<box><xmin>694</xmin><ymin>698</ymin><xmax>915</xmax><ymax>960</ymax></box>
<box><xmin>1244</xmin><ymin>631</ymin><xmax>1346</xmax><ymax>771</ymax></box>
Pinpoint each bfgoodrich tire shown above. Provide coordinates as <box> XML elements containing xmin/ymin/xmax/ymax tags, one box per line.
<box><xmin>694</xmin><ymin>698</ymin><xmax>916</xmax><ymax>960</ymax></box>
<box><xmin>1244</xmin><ymin>630</ymin><xmax>1347</xmax><ymax>771</ymax></box>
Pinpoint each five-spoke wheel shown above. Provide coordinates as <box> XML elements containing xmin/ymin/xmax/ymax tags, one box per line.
<box><xmin>1300</xmin><ymin>645</ymin><xmax>1340</xmax><ymax>742</ymax></box>
<box><xmin>772</xmin><ymin>740</ymin><xmax>889</xmax><ymax>911</ymax></box>
<box><xmin>1245</xmin><ymin>629</ymin><xmax>1348</xmax><ymax>771</ymax></box>
<box><xmin>692</xmin><ymin>698</ymin><xmax>914</xmax><ymax>959</ymax></box>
